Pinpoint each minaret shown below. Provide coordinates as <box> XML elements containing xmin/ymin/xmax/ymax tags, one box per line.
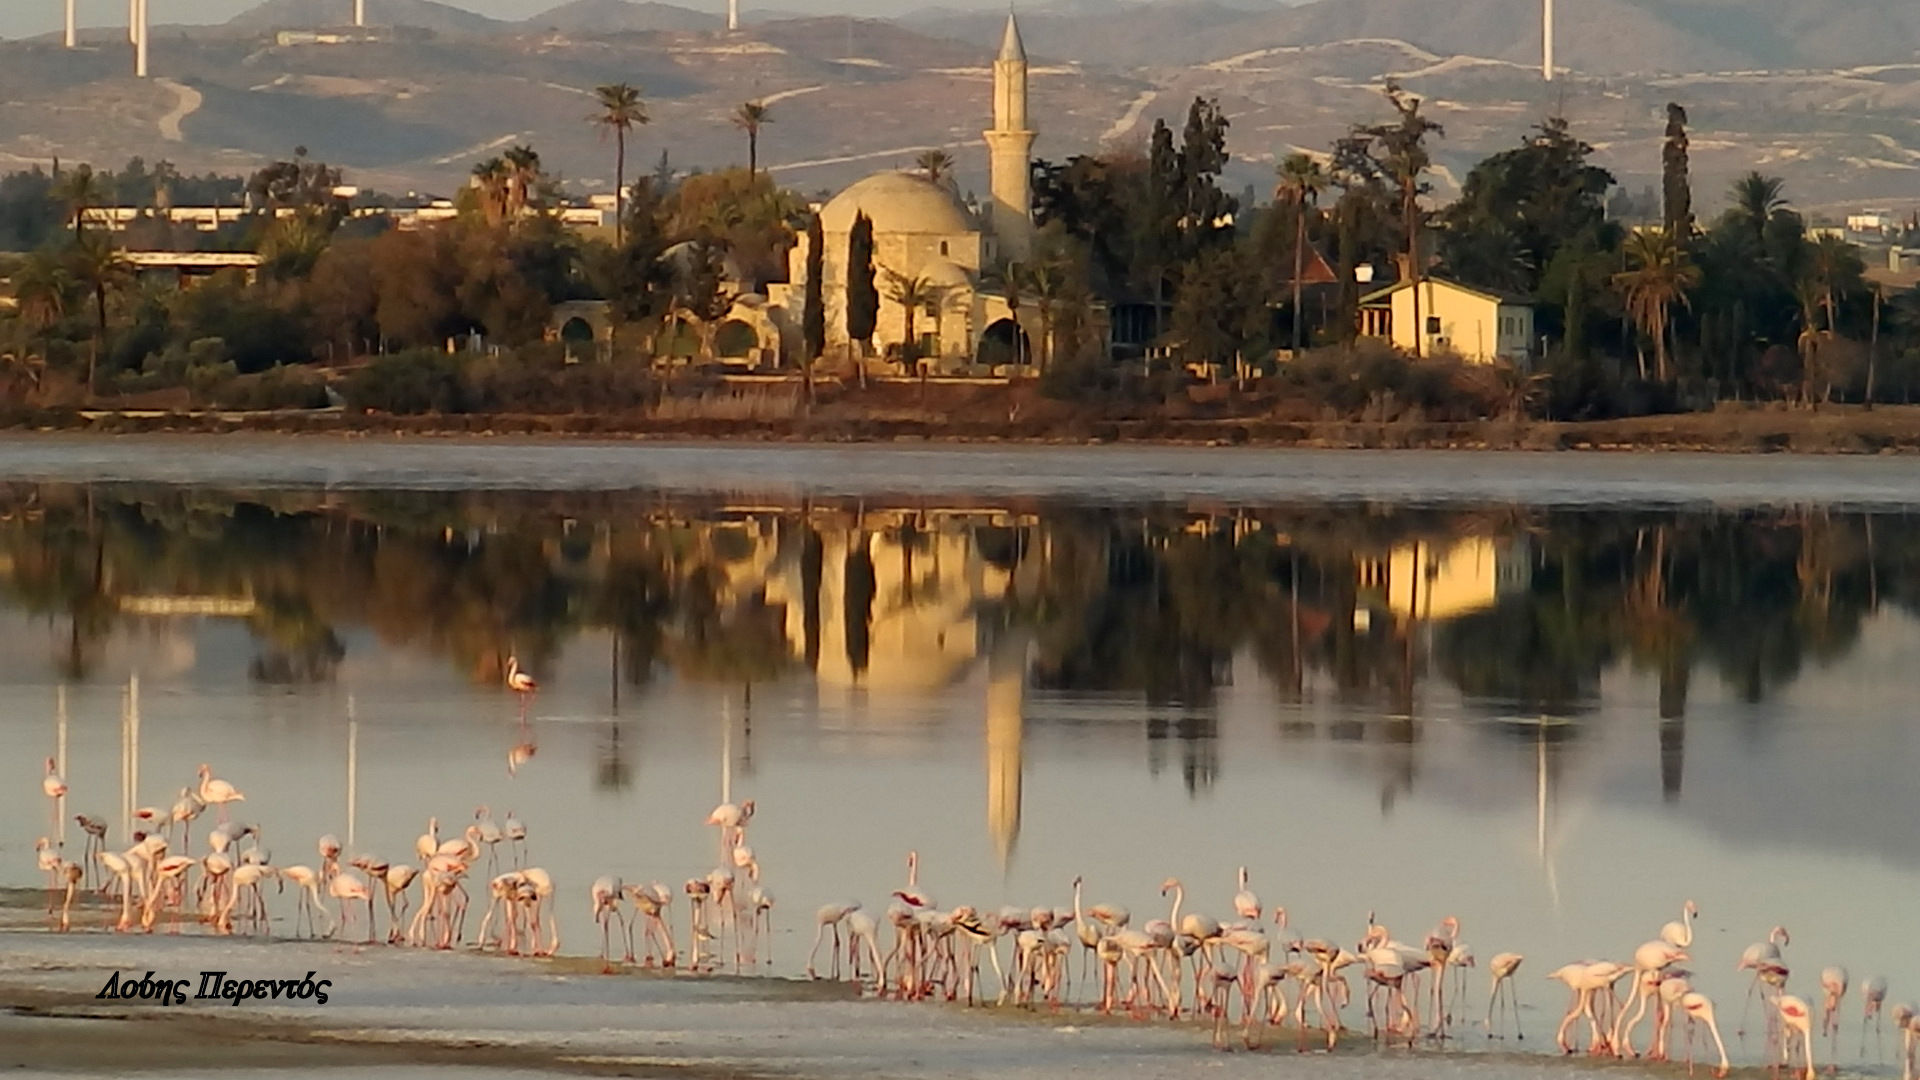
<box><xmin>984</xmin><ymin>11</ymin><xmax>1034</xmax><ymax>262</ymax></box>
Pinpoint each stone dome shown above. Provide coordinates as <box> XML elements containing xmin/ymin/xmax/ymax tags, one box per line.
<box><xmin>820</xmin><ymin>171</ymin><xmax>977</xmax><ymax>237</ymax></box>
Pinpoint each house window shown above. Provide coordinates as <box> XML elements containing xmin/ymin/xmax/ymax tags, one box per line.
<box><xmin>939</xmin><ymin>241</ymin><xmax>949</xmax><ymax>256</ymax></box>
<box><xmin>1426</xmin><ymin>316</ymin><xmax>1442</xmax><ymax>335</ymax></box>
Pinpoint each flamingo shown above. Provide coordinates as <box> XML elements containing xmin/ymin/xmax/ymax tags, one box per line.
<box><xmin>1737</xmin><ymin>925</ymin><xmax>1790</xmax><ymax>1034</ymax></box>
<box><xmin>55</xmin><ymin>862</ymin><xmax>83</xmax><ymax>932</ymax></box>
<box><xmin>505</xmin><ymin>655</ymin><xmax>538</xmax><ymax>716</ymax></box>
<box><xmin>624</xmin><ymin>882</ymin><xmax>676</xmax><ymax>967</ymax></box>
<box><xmin>1900</xmin><ymin>1005</ymin><xmax>1920</xmax><ymax>1080</ymax></box>
<box><xmin>329</xmin><ymin>870</ymin><xmax>374</xmax><ymax>943</ymax></box>
<box><xmin>1661</xmin><ymin>899</ymin><xmax>1699</xmax><ymax>948</ymax></box>
<box><xmin>349</xmin><ymin>854</ymin><xmax>388</xmax><ymax>934</ymax></box>
<box><xmin>317</xmin><ymin>834</ymin><xmax>341</xmax><ymax>884</ymax></box>
<box><xmin>41</xmin><ymin>758</ymin><xmax>66</xmax><ymax>832</ymax></box>
<box><xmin>280</xmin><ymin>865</ymin><xmax>330</xmax><ymax>937</ymax></box>
<box><xmin>846</xmin><ymin>908</ymin><xmax>884</xmax><ymax>988</ymax></box>
<box><xmin>74</xmin><ymin>815</ymin><xmax>107</xmax><ymax>888</ymax></box>
<box><xmin>1680</xmin><ymin>990</ymin><xmax>1731</xmax><ymax>1078</ymax></box>
<box><xmin>1862</xmin><ymin>975</ymin><xmax>1890</xmax><ymax>1055</ymax></box>
<box><xmin>895</xmin><ymin>850</ymin><xmax>935</xmax><ymax>910</ymax></box>
<box><xmin>1652</xmin><ymin>969</ymin><xmax>1693</xmax><ymax>1060</ymax></box>
<box><xmin>1820</xmin><ymin>966</ymin><xmax>1849</xmax><ymax>1042</ymax></box>
<box><xmin>97</xmin><ymin>850</ymin><xmax>134</xmax><ymax>930</ymax></box>
<box><xmin>383</xmin><ymin>864</ymin><xmax>420</xmax><ymax>944</ymax></box>
<box><xmin>474</xmin><ymin>807</ymin><xmax>503</xmax><ymax>875</ymax></box>
<box><xmin>503</xmin><ymin>811</ymin><xmax>527</xmax><ymax>866</ymax></box>
<box><xmin>168</xmin><ymin>788</ymin><xmax>204</xmax><ymax>855</ymax></box>
<box><xmin>522</xmin><ymin>867</ymin><xmax>558</xmax><ymax>955</ymax></box>
<box><xmin>416</xmin><ymin>817</ymin><xmax>440</xmax><ymax>864</ymax></box>
<box><xmin>809</xmin><ymin>900</ymin><xmax>861</xmax><ymax>979</ymax></box>
<box><xmin>196</xmin><ymin>764</ymin><xmax>244</xmax><ymax>822</ymax></box>
<box><xmin>591</xmin><ymin>875</ymin><xmax>626</xmax><ymax>971</ymax></box>
<box><xmin>1615</xmin><ymin>940</ymin><xmax>1689</xmax><ymax>1056</ymax></box>
<box><xmin>1426</xmin><ymin>915</ymin><xmax>1462</xmax><ymax>1036</ymax></box>
<box><xmin>1487</xmin><ymin>952</ymin><xmax>1524</xmax><ymax>1038</ymax></box>
<box><xmin>1779</xmin><ymin>993</ymin><xmax>1818</xmax><ymax>1080</ymax></box>
<box><xmin>1550</xmin><ymin>960</ymin><xmax>1629</xmax><ymax>1055</ymax></box>
<box><xmin>1232</xmin><ymin>867</ymin><xmax>1261</xmax><ymax>922</ymax></box>
<box><xmin>35</xmin><ymin>837</ymin><xmax>63</xmax><ymax>912</ymax></box>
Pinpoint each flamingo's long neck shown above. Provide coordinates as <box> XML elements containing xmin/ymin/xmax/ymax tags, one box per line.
<box><xmin>1072</xmin><ymin>879</ymin><xmax>1084</xmax><ymax>926</ymax></box>
<box><xmin>1168</xmin><ymin>884</ymin><xmax>1183</xmax><ymax>929</ymax></box>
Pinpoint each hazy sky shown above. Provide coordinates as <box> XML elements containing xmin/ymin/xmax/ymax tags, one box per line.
<box><xmin>0</xmin><ymin>0</ymin><xmax>1017</xmax><ymax>38</ymax></box>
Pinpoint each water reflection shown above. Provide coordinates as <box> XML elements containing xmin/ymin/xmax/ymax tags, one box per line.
<box><xmin>6</xmin><ymin>478</ymin><xmax>1920</xmax><ymax>1067</ymax></box>
<box><xmin>2</xmin><ymin>486</ymin><xmax>1913</xmax><ymax>816</ymax></box>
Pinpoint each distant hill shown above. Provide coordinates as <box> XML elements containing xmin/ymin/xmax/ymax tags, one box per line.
<box><xmin>523</xmin><ymin>0</ymin><xmax>723</xmax><ymax>34</ymax></box>
<box><xmin>905</xmin><ymin>0</ymin><xmax>1920</xmax><ymax>73</ymax></box>
<box><xmin>225</xmin><ymin>0</ymin><xmax>510</xmax><ymax>34</ymax></box>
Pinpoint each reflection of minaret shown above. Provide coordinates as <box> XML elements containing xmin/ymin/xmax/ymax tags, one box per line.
<box><xmin>984</xmin><ymin>12</ymin><xmax>1035</xmax><ymax>262</ymax></box>
<box><xmin>986</xmin><ymin>643</ymin><xmax>1025</xmax><ymax>871</ymax></box>
<box><xmin>1658</xmin><ymin>655</ymin><xmax>1687</xmax><ymax>803</ymax></box>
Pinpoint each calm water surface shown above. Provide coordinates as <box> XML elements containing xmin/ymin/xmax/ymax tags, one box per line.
<box><xmin>2</xmin><ymin>439</ymin><xmax>1917</xmax><ymax>1070</ymax></box>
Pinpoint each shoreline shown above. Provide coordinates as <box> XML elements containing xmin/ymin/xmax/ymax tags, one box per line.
<box><xmin>5</xmin><ymin>402</ymin><xmax>1920</xmax><ymax>454</ymax></box>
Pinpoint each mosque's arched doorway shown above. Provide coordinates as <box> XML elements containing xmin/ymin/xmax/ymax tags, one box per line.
<box><xmin>975</xmin><ymin>318</ymin><xmax>1031</xmax><ymax>367</ymax></box>
<box><xmin>715</xmin><ymin>319</ymin><xmax>758</xmax><ymax>359</ymax></box>
<box><xmin>559</xmin><ymin>317</ymin><xmax>595</xmax><ymax>344</ymax></box>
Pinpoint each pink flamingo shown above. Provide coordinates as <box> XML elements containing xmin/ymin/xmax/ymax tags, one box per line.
<box><xmin>1486</xmin><ymin>952</ymin><xmax>1524</xmax><ymax>1038</ymax></box>
<box><xmin>41</xmin><ymin>758</ymin><xmax>66</xmax><ymax>833</ymax></box>
<box><xmin>1779</xmin><ymin>993</ymin><xmax>1818</xmax><ymax>1080</ymax></box>
<box><xmin>1737</xmin><ymin>925</ymin><xmax>1790</xmax><ymax>1034</ymax></box>
<box><xmin>505</xmin><ymin>656</ymin><xmax>538</xmax><ymax>718</ymax></box>
<box><xmin>1680</xmin><ymin>990</ymin><xmax>1731</xmax><ymax>1077</ymax></box>
<box><xmin>591</xmin><ymin>875</ymin><xmax>626</xmax><ymax>970</ymax></box>
<box><xmin>196</xmin><ymin>764</ymin><xmax>244</xmax><ymax>822</ymax></box>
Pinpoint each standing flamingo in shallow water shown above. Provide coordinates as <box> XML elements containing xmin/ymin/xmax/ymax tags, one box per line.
<box><xmin>1487</xmin><ymin>952</ymin><xmax>1524</xmax><ymax>1039</ymax></box>
<box><xmin>1821</xmin><ymin>966</ymin><xmax>1850</xmax><ymax>1056</ymax></box>
<box><xmin>1737</xmin><ymin>925</ymin><xmax>1790</xmax><ymax>1034</ymax></box>
<box><xmin>505</xmin><ymin>656</ymin><xmax>538</xmax><ymax>718</ymax></box>
<box><xmin>1862</xmin><ymin>976</ymin><xmax>1890</xmax><ymax>1056</ymax></box>
<box><xmin>1779</xmin><ymin>993</ymin><xmax>1818</xmax><ymax>1080</ymax></box>
<box><xmin>1661</xmin><ymin>900</ymin><xmax>1699</xmax><ymax>948</ymax></box>
<box><xmin>42</xmin><ymin>758</ymin><xmax>66</xmax><ymax>832</ymax></box>
<box><xmin>1680</xmin><ymin>990</ymin><xmax>1731</xmax><ymax>1078</ymax></box>
<box><xmin>196</xmin><ymin>764</ymin><xmax>244</xmax><ymax>822</ymax></box>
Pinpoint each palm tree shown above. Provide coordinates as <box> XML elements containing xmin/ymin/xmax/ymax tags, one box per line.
<box><xmin>733</xmin><ymin>101</ymin><xmax>772</xmax><ymax>177</ymax></box>
<box><xmin>1613</xmin><ymin>229</ymin><xmax>1701</xmax><ymax>382</ymax></box>
<box><xmin>12</xmin><ymin>250</ymin><xmax>74</xmax><ymax>365</ymax></box>
<box><xmin>1728</xmin><ymin>172</ymin><xmax>1786</xmax><ymax>243</ymax></box>
<box><xmin>64</xmin><ymin>235</ymin><xmax>131</xmax><ymax>396</ymax></box>
<box><xmin>915</xmin><ymin>149</ymin><xmax>955</xmax><ymax>188</ymax></box>
<box><xmin>1017</xmin><ymin>256</ymin><xmax>1073</xmax><ymax>371</ymax></box>
<box><xmin>1275</xmin><ymin>152</ymin><xmax>1328</xmax><ymax>353</ymax></box>
<box><xmin>591</xmin><ymin>83</ymin><xmax>649</xmax><ymax>246</ymax></box>
<box><xmin>502</xmin><ymin>145</ymin><xmax>544</xmax><ymax>216</ymax></box>
<box><xmin>470</xmin><ymin>157</ymin><xmax>512</xmax><ymax>225</ymax></box>
<box><xmin>1809</xmin><ymin>232</ymin><xmax>1860</xmax><ymax>334</ymax></box>
<box><xmin>56</xmin><ymin>163</ymin><xmax>105</xmax><ymax>241</ymax></box>
<box><xmin>881</xmin><ymin>267</ymin><xmax>947</xmax><ymax>366</ymax></box>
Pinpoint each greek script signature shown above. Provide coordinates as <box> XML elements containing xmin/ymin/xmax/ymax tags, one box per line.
<box><xmin>94</xmin><ymin>970</ymin><xmax>331</xmax><ymax>1006</ymax></box>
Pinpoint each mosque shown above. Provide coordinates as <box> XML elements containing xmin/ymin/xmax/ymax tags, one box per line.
<box><xmin>767</xmin><ymin>14</ymin><xmax>1046</xmax><ymax>371</ymax></box>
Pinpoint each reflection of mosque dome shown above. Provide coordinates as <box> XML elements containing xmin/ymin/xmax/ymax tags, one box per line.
<box><xmin>819</xmin><ymin>172</ymin><xmax>977</xmax><ymax>236</ymax></box>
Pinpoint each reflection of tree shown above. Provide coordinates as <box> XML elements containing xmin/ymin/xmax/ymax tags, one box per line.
<box><xmin>0</xmin><ymin>482</ymin><xmax>1909</xmax><ymax>807</ymax></box>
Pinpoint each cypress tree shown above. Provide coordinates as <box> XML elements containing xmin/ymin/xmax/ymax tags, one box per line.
<box><xmin>1662</xmin><ymin>102</ymin><xmax>1692</xmax><ymax>237</ymax></box>
<box><xmin>846</xmin><ymin>211</ymin><xmax>878</xmax><ymax>351</ymax></box>
<box><xmin>803</xmin><ymin>212</ymin><xmax>825</xmax><ymax>362</ymax></box>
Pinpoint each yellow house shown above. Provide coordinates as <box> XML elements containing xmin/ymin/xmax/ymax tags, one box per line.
<box><xmin>1356</xmin><ymin>535</ymin><xmax>1533</xmax><ymax>622</ymax></box>
<box><xmin>1357</xmin><ymin>278</ymin><xmax>1536</xmax><ymax>365</ymax></box>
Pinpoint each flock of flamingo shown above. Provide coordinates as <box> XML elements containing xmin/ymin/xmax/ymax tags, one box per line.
<box><xmin>20</xmin><ymin>661</ymin><xmax>1920</xmax><ymax>1079</ymax></box>
<box><xmin>801</xmin><ymin>865</ymin><xmax>1914</xmax><ymax>1079</ymax></box>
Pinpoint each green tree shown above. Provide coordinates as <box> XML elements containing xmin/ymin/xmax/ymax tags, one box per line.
<box><xmin>1727</xmin><ymin>172</ymin><xmax>1786</xmax><ymax>244</ymax></box>
<box><xmin>56</xmin><ymin>163</ymin><xmax>104</xmax><ymax>241</ymax></box>
<box><xmin>503</xmin><ymin>145</ymin><xmax>546</xmax><ymax>217</ymax></box>
<box><xmin>1275</xmin><ymin>152</ymin><xmax>1328</xmax><ymax>353</ymax></box>
<box><xmin>802</xmin><ymin>213</ymin><xmax>826</xmax><ymax>365</ymax></box>
<box><xmin>11</xmin><ymin>250</ymin><xmax>75</xmax><ymax>360</ymax></box>
<box><xmin>881</xmin><ymin>268</ymin><xmax>947</xmax><ymax>365</ymax></box>
<box><xmin>1662</xmin><ymin>103</ymin><xmax>1693</xmax><ymax>237</ymax></box>
<box><xmin>591</xmin><ymin>83</ymin><xmax>649</xmax><ymax>246</ymax></box>
<box><xmin>915</xmin><ymin>149</ymin><xmax>956</xmax><ymax>188</ymax></box>
<box><xmin>846</xmin><ymin>212</ymin><xmax>878</xmax><ymax>355</ymax></box>
<box><xmin>470</xmin><ymin>157</ymin><xmax>511</xmax><ymax>226</ymax></box>
<box><xmin>733</xmin><ymin>101</ymin><xmax>772</xmax><ymax>177</ymax></box>
<box><xmin>1343</xmin><ymin>82</ymin><xmax>1444</xmax><ymax>356</ymax></box>
<box><xmin>1438</xmin><ymin>117</ymin><xmax>1615</xmax><ymax>297</ymax></box>
<box><xmin>1615</xmin><ymin>229</ymin><xmax>1701</xmax><ymax>382</ymax></box>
